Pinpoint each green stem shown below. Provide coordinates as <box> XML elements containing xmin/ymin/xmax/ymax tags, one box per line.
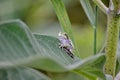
<box><xmin>104</xmin><ymin>12</ymin><xmax>120</xmax><ymax>77</ymax></box>
<box><xmin>92</xmin><ymin>0</ymin><xmax>108</xmax><ymax>14</ymax></box>
<box><xmin>112</xmin><ymin>0</ymin><xmax>120</xmax><ymax>13</ymax></box>
<box><xmin>104</xmin><ymin>0</ymin><xmax>120</xmax><ymax>77</ymax></box>
<box><xmin>93</xmin><ymin>6</ymin><xmax>98</xmax><ymax>55</ymax></box>
<box><xmin>94</xmin><ymin>27</ymin><xmax>97</xmax><ymax>55</ymax></box>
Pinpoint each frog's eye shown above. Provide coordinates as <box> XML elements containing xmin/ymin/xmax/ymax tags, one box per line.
<box><xmin>58</xmin><ymin>32</ymin><xmax>68</xmax><ymax>39</ymax></box>
<box><xmin>58</xmin><ymin>32</ymin><xmax>63</xmax><ymax>37</ymax></box>
<box><xmin>63</xmin><ymin>33</ymin><xmax>68</xmax><ymax>39</ymax></box>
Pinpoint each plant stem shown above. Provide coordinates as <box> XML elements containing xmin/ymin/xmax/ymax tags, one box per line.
<box><xmin>104</xmin><ymin>11</ymin><xmax>120</xmax><ymax>77</ymax></box>
<box><xmin>92</xmin><ymin>0</ymin><xmax>108</xmax><ymax>14</ymax></box>
<box><xmin>94</xmin><ymin>27</ymin><xmax>97</xmax><ymax>55</ymax></box>
<box><xmin>93</xmin><ymin>6</ymin><xmax>98</xmax><ymax>55</ymax></box>
<box><xmin>104</xmin><ymin>0</ymin><xmax>120</xmax><ymax>77</ymax></box>
<box><xmin>112</xmin><ymin>0</ymin><xmax>120</xmax><ymax>13</ymax></box>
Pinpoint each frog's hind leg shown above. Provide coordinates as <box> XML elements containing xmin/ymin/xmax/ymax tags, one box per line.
<box><xmin>63</xmin><ymin>47</ymin><xmax>74</xmax><ymax>58</ymax></box>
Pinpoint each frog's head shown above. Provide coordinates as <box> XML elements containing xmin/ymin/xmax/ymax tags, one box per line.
<box><xmin>58</xmin><ymin>32</ymin><xmax>68</xmax><ymax>39</ymax></box>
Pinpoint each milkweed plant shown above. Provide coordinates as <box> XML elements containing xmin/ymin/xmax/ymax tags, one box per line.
<box><xmin>0</xmin><ymin>0</ymin><xmax>120</xmax><ymax>80</ymax></box>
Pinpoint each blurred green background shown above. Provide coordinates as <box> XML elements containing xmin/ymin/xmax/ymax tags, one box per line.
<box><xmin>0</xmin><ymin>0</ymin><xmax>109</xmax><ymax>58</ymax></box>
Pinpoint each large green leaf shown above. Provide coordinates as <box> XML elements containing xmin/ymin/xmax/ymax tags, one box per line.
<box><xmin>0</xmin><ymin>20</ymin><xmax>74</xmax><ymax>71</ymax></box>
<box><xmin>0</xmin><ymin>20</ymin><xmax>105</xmax><ymax>79</ymax></box>
<box><xmin>72</xmin><ymin>52</ymin><xmax>106</xmax><ymax>80</ymax></box>
<box><xmin>80</xmin><ymin>0</ymin><xmax>95</xmax><ymax>26</ymax></box>
<box><xmin>0</xmin><ymin>67</ymin><xmax>50</xmax><ymax>80</ymax></box>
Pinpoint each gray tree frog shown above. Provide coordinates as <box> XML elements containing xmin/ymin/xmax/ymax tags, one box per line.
<box><xmin>58</xmin><ymin>32</ymin><xmax>74</xmax><ymax>58</ymax></box>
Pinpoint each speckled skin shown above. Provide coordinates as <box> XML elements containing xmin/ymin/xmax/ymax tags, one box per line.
<box><xmin>105</xmin><ymin>12</ymin><xmax>120</xmax><ymax>76</ymax></box>
<box><xmin>58</xmin><ymin>32</ymin><xmax>74</xmax><ymax>58</ymax></box>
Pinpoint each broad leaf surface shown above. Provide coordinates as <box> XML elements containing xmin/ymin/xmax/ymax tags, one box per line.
<box><xmin>0</xmin><ymin>67</ymin><xmax>50</xmax><ymax>80</ymax></box>
<box><xmin>0</xmin><ymin>20</ymin><xmax>105</xmax><ymax>79</ymax></box>
<box><xmin>0</xmin><ymin>20</ymin><xmax>74</xmax><ymax>72</ymax></box>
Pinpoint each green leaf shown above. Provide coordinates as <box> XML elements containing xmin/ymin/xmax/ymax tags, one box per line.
<box><xmin>27</xmin><ymin>34</ymin><xmax>75</xmax><ymax>72</ymax></box>
<box><xmin>72</xmin><ymin>53</ymin><xmax>106</xmax><ymax>80</ymax></box>
<box><xmin>50</xmin><ymin>0</ymin><xmax>80</xmax><ymax>57</ymax></box>
<box><xmin>80</xmin><ymin>0</ymin><xmax>95</xmax><ymax>26</ymax></box>
<box><xmin>0</xmin><ymin>20</ymin><xmax>73</xmax><ymax>72</ymax></box>
<box><xmin>50</xmin><ymin>0</ymin><xmax>73</xmax><ymax>41</ymax></box>
<box><xmin>0</xmin><ymin>20</ymin><xmax>105</xmax><ymax>79</ymax></box>
<box><xmin>0</xmin><ymin>67</ymin><xmax>50</xmax><ymax>80</ymax></box>
<box><xmin>46</xmin><ymin>72</ymin><xmax>88</xmax><ymax>80</ymax></box>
